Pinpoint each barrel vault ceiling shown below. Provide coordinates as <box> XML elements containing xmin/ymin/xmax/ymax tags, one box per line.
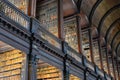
<box><xmin>63</xmin><ymin>0</ymin><xmax>120</xmax><ymax>62</ymax></box>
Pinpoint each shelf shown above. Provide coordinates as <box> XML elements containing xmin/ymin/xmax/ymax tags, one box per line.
<box><xmin>70</xmin><ymin>74</ymin><xmax>80</xmax><ymax>80</ymax></box>
<box><xmin>64</xmin><ymin>18</ymin><xmax>78</xmax><ymax>52</ymax></box>
<box><xmin>37</xmin><ymin>64</ymin><xmax>61</xmax><ymax>80</ymax></box>
<box><xmin>0</xmin><ymin>49</ymin><xmax>25</xmax><ymax>80</ymax></box>
<box><xmin>0</xmin><ymin>73</ymin><xmax>20</xmax><ymax>78</ymax></box>
<box><xmin>36</xmin><ymin>0</ymin><xmax>58</xmax><ymax>37</ymax></box>
<box><xmin>0</xmin><ymin>62</ymin><xmax>22</xmax><ymax>68</ymax></box>
<box><xmin>0</xmin><ymin>67</ymin><xmax>21</xmax><ymax>73</ymax></box>
<box><xmin>37</xmin><ymin>76</ymin><xmax>60</xmax><ymax>80</ymax></box>
<box><xmin>0</xmin><ymin>56</ymin><xmax>23</xmax><ymax>62</ymax></box>
<box><xmin>37</xmin><ymin>71</ymin><xmax>59</xmax><ymax>75</ymax></box>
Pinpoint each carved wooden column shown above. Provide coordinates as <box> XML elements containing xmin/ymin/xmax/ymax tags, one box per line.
<box><xmin>76</xmin><ymin>14</ymin><xmax>83</xmax><ymax>54</ymax></box>
<box><xmin>28</xmin><ymin>0</ymin><xmax>37</xmax><ymax>17</ymax></box>
<box><xmin>88</xmin><ymin>27</ymin><xmax>94</xmax><ymax>63</ymax></box>
<box><xmin>58</xmin><ymin>0</ymin><xmax>64</xmax><ymax>40</ymax></box>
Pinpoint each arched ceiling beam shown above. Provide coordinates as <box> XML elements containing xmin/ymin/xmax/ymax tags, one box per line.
<box><xmin>111</xmin><ymin>31</ymin><xmax>120</xmax><ymax>47</ymax></box>
<box><xmin>113</xmin><ymin>41</ymin><xmax>120</xmax><ymax>54</ymax></box>
<box><xmin>116</xmin><ymin>43</ymin><xmax>120</xmax><ymax>54</ymax></box>
<box><xmin>76</xmin><ymin>0</ymin><xmax>82</xmax><ymax>13</ymax></box>
<box><xmin>88</xmin><ymin>0</ymin><xmax>102</xmax><ymax>25</ymax></box>
<box><xmin>71</xmin><ymin>0</ymin><xmax>82</xmax><ymax>13</ymax></box>
<box><xmin>113</xmin><ymin>41</ymin><xmax>120</xmax><ymax>58</ymax></box>
<box><xmin>98</xmin><ymin>4</ymin><xmax>120</xmax><ymax>35</ymax></box>
<box><xmin>105</xmin><ymin>18</ymin><xmax>120</xmax><ymax>41</ymax></box>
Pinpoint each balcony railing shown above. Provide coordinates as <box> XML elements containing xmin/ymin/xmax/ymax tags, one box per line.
<box><xmin>0</xmin><ymin>0</ymin><xmax>30</xmax><ymax>30</ymax></box>
<box><xmin>84</xmin><ymin>58</ymin><xmax>95</xmax><ymax>71</ymax></box>
<box><xmin>67</xmin><ymin>46</ymin><xmax>82</xmax><ymax>64</ymax></box>
<box><xmin>96</xmin><ymin>67</ymin><xmax>104</xmax><ymax>78</ymax></box>
<box><xmin>32</xmin><ymin>18</ymin><xmax>62</xmax><ymax>50</ymax></box>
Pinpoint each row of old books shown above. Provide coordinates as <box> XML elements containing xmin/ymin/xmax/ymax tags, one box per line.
<box><xmin>0</xmin><ymin>49</ymin><xmax>25</xmax><ymax>80</ymax></box>
<box><xmin>37</xmin><ymin>65</ymin><xmax>61</xmax><ymax>80</ymax></box>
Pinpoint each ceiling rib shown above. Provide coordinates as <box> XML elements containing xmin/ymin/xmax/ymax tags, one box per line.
<box><xmin>105</xmin><ymin>18</ymin><xmax>120</xmax><ymax>41</ymax></box>
<box><xmin>98</xmin><ymin>4</ymin><xmax>120</xmax><ymax>35</ymax></box>
<box><xmin>88</xmin><ymin>0</ymin><xmax>102</xmax><ymax>25</ymax></box>
<box><xmin>116</xmin><ymin>42</ymin><xmax>120</xmax><ymax>54</ymax></box>
<box><xmin>76</xmin><ymin>0</ymin><xmax>83</xmax><ymax>13</ymax></box>
<box><xmin>111</xmin><ymin>31</ymin><xmax>120</xmax><ymax>47</ymax></box>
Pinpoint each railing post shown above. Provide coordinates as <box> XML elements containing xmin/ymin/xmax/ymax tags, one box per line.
<box><xmin>84</xmin><ymin>68</ymin><xmax>89</xmax><ymax>80</ymax></box>
<box><xmin>62</xmin><ymin>41</ymin><xmax>69</xmax><ymax>80</ymax></box>
<box><xmin>22</xmin><ymin>54</ymin><xmax>29</xmax><ymax>80</ymax></box>
<box><xmin>28</xmin><ymin>54</ymin><xmax>37</xmax><ymax>80</ymax></box>
<box><xmin>82</xmin><ymin>56</ymin><xmax>87</xmax><ymax>80</ymax></box>
<box><xmin>94</xmin><ymin>65</ymin><xmax>99</xmax><ymax>80</ymax></box>
<box><xmin>28</xmin><ymin>17</ymin><xmax>37</xmax><ymax>80</ymax></box>
<box><xmin>104</xmin><ymin>73</ymin><xmax>106</xmax><ymax>80</ymax></box>
<box><xmin>97</xmin><ymin>76</ymin><xmax>101</xmax><ymax>80</ymax></box>
<box><xmin>95</xmin><ymin>66</ymin><xmax>102</xmax><ymax>80</ymax></box>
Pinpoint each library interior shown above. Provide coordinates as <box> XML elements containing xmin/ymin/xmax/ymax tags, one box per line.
<box><xmin>0</xmin><ymin>0</ymin><xmax>120</xmax><ymax>80</ymax></box>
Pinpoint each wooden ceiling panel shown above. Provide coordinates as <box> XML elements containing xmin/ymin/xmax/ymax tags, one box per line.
<box><xmin>112</xmin><ymin>32</ymin><xmax>120</xmax><ymax>47</ymax></box>
<box><xmin>109</xmin><ymin>30</ymin><xmax>120</xmax><ymax>46</ymax></box>
<box><xmin>92</xmin><ymin>0</ymin><xmax>120</xmax><ymax>27</ymax></box>
<box><xmin>113</xmin><ymin>38</ymin><xmax>120</xmax><ymax>52</ymax></box>
<box><xmin>107</xmin><ymin>24</ymin><xmax>120</xmax><ymax>43</ymax></box>
<box><xmin>101</xmin><ymin>8</ymin><xmax>120</xmax><ymax>37</ymax></box>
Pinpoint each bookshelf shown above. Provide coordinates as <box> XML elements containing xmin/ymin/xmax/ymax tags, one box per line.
<box><xmin>0</xmin><ymin>49</ymin><xmax>25</xmax><ymax>80</ymax></box>
<box><xmin>36</xmin><ymin>0</ymin><xmax>58</xmax><ymax>37</ymax></box>
<box><xmin>108</xmin><ymin>56</ymin><xmax>114</xmax><ymax>77</ymax></box>
<box><xmin>82</xmin><ymin>31</ymin><xmax>91</xmax><ymax>61</ymax></box>
<box><xmin>8</xmin><ymin>0</ymin><xmax>28</xmax><ymax>14</ymax></box>
<box><xmin>93</xmin><ymin>41</ymin><xmax>101</xmax><ymax>68</ymax></box>
<box><xmin>101</xmin><ymin>48</ymin><xmax>108</xmax><ymax>73</ymax></box>
<box><xmin>70</xmin><ymin>74</ymin><xmax>81</xmax><ymax>80</ymax></box>
<box><xmin>37</xmin><ymin>63</ymin><xmax>62</xmax><ymax>80</ymax></box>
<box><xmin>64</xmin><ymin>18</ymin><xmax>78</xmax><ymax>52</ymax></box>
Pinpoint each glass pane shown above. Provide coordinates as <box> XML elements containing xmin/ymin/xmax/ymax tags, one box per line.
<box><xmin>64</xmin><ymin>18</ymin><xmax>78</xmax><ymax>52</ymax></box>
<box><xmin>37</xmin><ymin>60</ymin><xmax>62</xmax><ymax>80</ymax></box>
<box><xmin>82</xmin><ymin>31</ymin><xmax>91</xmax><ymax>61</ymax></box>
<box><xmin>0</xmin><ymin>41</ymin><xmax>26</xmax><ymax>80</ymax></box>
<box><xmin>70</xmin><ymin>74</ymin><xmax>81</xmax><ymax>80</ymax></box>
<box><xmin>36</xmin><ymin>0</ymin><xmax>58</xmax><ymax>37</ymax></box>
<box><xmin>93</xmin><ymin>41</ymin><xmax>101</xmax><ymax>68</ymax></box>
<box><xmin>8</xmin><ymin>0</ymin><xmax>28</xmax><ymax>14</ymax></box>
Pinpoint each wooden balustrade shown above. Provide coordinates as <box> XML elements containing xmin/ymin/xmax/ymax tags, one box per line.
<box><xmin>0</xmin><ymin>0</ymin><xmax>30</xmax><ymax>30</ymax></box>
